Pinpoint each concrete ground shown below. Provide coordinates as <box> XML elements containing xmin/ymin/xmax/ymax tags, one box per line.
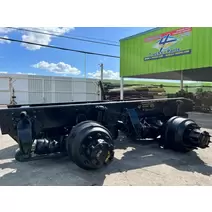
<box><xmin>1</xmin><ymin>111</ymin><xmax>212</xmax><ymax>186</ymax></box>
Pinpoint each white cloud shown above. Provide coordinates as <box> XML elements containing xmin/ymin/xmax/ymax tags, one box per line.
<box><xmin>32</xmin><ymin>61</ymin><xmax>80</xmax><ymax>75</ymax></box>
<box><xmin>21</xmin><ymin>27</ymin><xmax>74</xmax><ymax>50</ymax></box>
<box><xmin>0</xmin><ymin>27</ymin><xmax>74</xmax><ymax>50</ymax></box>
<box><xmin>0</xmin><ymin>35</ymin><xmax>11</xmax><ymax>44</ymax></box>
<box><xmin>16</xmin><ymin>72</ymin><xmax>36</xmax><ymax>75</ymax></box>
<box><xmin>0</xmin><ymin>71</ymin><xmax>8</xmax><ymax>74</ymax></box>
<box><xmin>88</xmin><ymin>69</ymin><xmax>120</xmax><ymax>79</ymax></box>
<box><xmin>0</xmin><ymin>27</ymin><xmax>15</xmax><ymax>34</ymax></box>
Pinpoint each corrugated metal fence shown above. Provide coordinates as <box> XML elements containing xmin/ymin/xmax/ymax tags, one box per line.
<box><xmin>0</xmin><ymin>74</ymin><xmax>101</xmax><ymax>105</ymax></box>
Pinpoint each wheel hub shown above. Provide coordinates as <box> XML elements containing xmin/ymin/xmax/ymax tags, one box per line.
<box><xmin>162</xmin><ymin>116</ymin><xmax>211</xmax><ymax>152</ymax></box>
<box><xmin>186</xmin><ymin>128</ymin><xmax>210</xmax><ymax>148</ymax></box>
<box><xmin>88</xmin><ymin>138</ymin><xmax>114</xmax><ymax>166</ymax></box>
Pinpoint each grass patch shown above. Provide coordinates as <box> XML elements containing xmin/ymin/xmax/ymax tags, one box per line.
<box><xmin>103</xmin><ymin>79</ymin><xmax>212</xmax><ymax>94</ymax></box>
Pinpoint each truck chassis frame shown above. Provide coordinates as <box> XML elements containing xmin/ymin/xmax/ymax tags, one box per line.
<box><xmin>0</xmin><ymin>97</ymin><xmax>210</xmax><ymax>170</ymax></box>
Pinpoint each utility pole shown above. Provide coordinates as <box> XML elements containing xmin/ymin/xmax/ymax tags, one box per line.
<box><xmin>84</xmin><ymin>53</ymin><xmax>86</xmax><ymax>79</ymax></box>
<box><xmin>98</xmin><ymin>63</ymin><xmax>104</xmax><ymax>101</ymax></box>
<box><xmin>100</xmin><ymin>63</ymin><xmax>103</xmax><ymax>82</ymax></box>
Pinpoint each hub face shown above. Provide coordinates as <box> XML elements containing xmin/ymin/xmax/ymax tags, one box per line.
<box><xmin>88</xmin><ymin>138</ymin><xmax>113</xmax><ymax>166</ymax></box>
<box><xmin>79</xmin><ymin>131</ymin><xmax>114</xmax><ymax>168</ymax></box>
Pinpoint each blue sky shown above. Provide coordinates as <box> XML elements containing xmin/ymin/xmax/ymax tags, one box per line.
<box><xmin>0</xmin><ymin>27</ymin><xmax>156</xmax><ymax>80</ymax></box>
<box><xmin>0</xmin><ymin>27</ymin><xmax>199</xmax><ymax>83</ymax></box>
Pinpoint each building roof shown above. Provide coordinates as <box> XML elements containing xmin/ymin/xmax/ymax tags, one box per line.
<box><xmin>119</xmin><ymin>27</ymin><xmax>163</xmax><ymax>42</ymax></box>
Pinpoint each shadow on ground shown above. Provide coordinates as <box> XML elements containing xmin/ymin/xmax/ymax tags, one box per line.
<box><xmin>188</xmin><ymin>112</ymin><xmax>212</xmax><ymax>129</ymax></box>
<box><xmin>0</xmin><ymin>134</ymin><xmax>212</xmax><ymax>186</ymax></box>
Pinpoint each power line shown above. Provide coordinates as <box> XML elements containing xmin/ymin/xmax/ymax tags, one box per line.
<box><xmin>32</xmin><ymin>27</ymin><xmax>119</xmax><ymax>44</ymax></box>
<box><xmin>64</xmin><ymin>34</ymin><xmax>119</xmax><ymax>44</ymax></box>
<box><xmin>7</xmin><ymin>27</ymin><xmax>120</xmax><ymax>47</ymax></box>
<box><xmin>8</xmin><ymin>27</ymin><xmax>119</xmax><ymax>44</ymax></box>
<box><xmin>8</xmin><ymin>27</ymin><xmax>119</xmax><ymax>47</ymax></box>
<box><xmin>0</xmin><ymin>36</ymin><xmax>120</xmax><ymax>58</ymax></box>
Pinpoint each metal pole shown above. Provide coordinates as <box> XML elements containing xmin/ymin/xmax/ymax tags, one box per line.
<box><xmin>100</xmin><ymin>63</ymin><xmax>103</xmax><ymax>82</ymax></box>
<box><xmin>84</xmin><ymin>53</ymin><xmax>86</xmax><ymax>79</ymax></box>
<box><xmin>180</xmin><ymin>70</ymin><xmax>183</xmax><ymax>90</ymax></box>
<box><xmin>120</xmin><ymin>77</ymin><xmax>124</xmax><ymax>100</ymax></box>
<box><xmin>9</xmin><ymin>77</ymin><xmax>12</xmax><ymax>104</ymax></box>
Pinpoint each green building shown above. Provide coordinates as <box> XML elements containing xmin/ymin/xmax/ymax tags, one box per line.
<box><xmin>120</xmin><ymin>27</ymin><xmax>212</xmax><ymax>82</ymax></box>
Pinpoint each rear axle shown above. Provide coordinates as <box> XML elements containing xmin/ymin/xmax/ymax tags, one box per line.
<box><xmin>0</xmin><ymin>97</ymin><xmax>210</xmax><ymax>170</ymax></box>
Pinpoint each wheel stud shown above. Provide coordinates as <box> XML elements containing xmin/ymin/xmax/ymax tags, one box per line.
<box><xmin>97</xmin><ymin>133</ymin><xmax>102</xmax><ymax>138</ymax></box>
